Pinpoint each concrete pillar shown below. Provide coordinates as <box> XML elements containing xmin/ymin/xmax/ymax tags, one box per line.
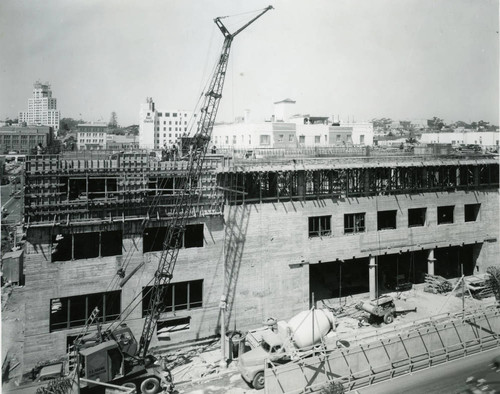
<box><xmin>427</xmin><ymin>249</ymin><xmax>436</xmax><ymax>276</ymax></box>
<box><xmin>369</xmin><ymin>256</ymin><xmax>377</xmax><ymax>300</ymax></box>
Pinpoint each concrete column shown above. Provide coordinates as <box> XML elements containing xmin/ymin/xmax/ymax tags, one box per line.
<box><xmin>427</xmin><ymin>249</ymin><xmax>436</xmax><ymax>275</ymax></box>
<box><xmin>369</xmin><ymin>256</ymin><xmax>377</xmax><ymax>300</ymax></box>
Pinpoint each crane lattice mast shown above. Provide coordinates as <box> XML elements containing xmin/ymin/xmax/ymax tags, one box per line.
<box><xmin>138</xmin><ymin>6</ymin><xmax>273</xmax><ymax>360</ymax></box>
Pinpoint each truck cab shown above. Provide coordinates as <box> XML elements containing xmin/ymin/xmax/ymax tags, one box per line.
<box><xmin>79</xmin><ymin>341</ymin><xmax>124</xmax><ymax>386</ymax></box>
<box><xmin>238</xmin><ymin>331</ymin><xmax>290</xmax><ymax>390</ymax></box>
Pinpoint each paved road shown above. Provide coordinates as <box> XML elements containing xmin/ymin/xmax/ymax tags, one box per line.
<box><xmin>358</xmin><ymin>347</ymin><xmax>500</xmax><ymax>394</ymax></box>
<box><xmin>1</xmin><ymin>184</ymin><xmax>23</xmax><ymax>224</ymax></box>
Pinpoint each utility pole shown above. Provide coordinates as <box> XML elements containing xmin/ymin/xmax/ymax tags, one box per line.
<box><xmin>219</xmin><ymin>295</ymin><xmax>227</xmax><ymax>369</ymax></box>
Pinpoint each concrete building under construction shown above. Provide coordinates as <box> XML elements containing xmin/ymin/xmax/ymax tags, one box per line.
<box><xmin>21</xmin><ymin>148</ymin><xmax>499</xmax><ymax>370</ymax></box>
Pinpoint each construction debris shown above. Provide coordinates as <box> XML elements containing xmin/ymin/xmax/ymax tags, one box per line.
<box><xmin>486</xmin><ymin>266</ymin><xmax>500</xmax><ymax>301</ymax></box>
<box><xmin>424</xmin><ymin>274</ymin><xmax>453</xmax><ymax>294</ymax></box>
<box><xmin>461</xmin><ymin>274</ymin><xmax>495</xmax><ymax>300</ymax></box>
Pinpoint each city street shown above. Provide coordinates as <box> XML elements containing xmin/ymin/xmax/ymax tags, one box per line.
<box><xmin>1</xmin><ymin>183</ymin><xmax>23</xmax><ymax>225</ymax></box>
<box><xmin>359</xmin><ymin>347</ymin><xmax>500</xmax><ymax>394</ymax></box>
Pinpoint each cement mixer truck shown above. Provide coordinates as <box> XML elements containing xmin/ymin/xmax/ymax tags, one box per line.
<box><xmin>238</xmin><ymin>309</ymin><xmax>335</xmax><ymax>390</ymax></box>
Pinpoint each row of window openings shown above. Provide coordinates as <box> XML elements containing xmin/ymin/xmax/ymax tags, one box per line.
<box><xmin>213</xmin><ymin>134</ymin><xmax>364</xmax><ymax>146</ymax></box>
<box><xmin>157</xmin><ymin>128</ymin><xmax>186</xmax><ymax>132</ymax></box>
<box><xmin>156</xmin><ymin>112</ymin><xmax>187</xmax><ymax>117</ymax></box>
<box><xmin>157</xmin><ymin>120</ymin><xmax>187</xmax><ymax>125</ymax></box>
<box><xmin>308</xmin><ymin>204</ymin><xmax>480</xmax><ymax>237</ymax></box>
<box><xmin>49</xmin><ymin>279</ymin><xmax>203</xmax><ymax>332</ymax></box>
<box><xmin>51</xmin><ymin>225</ymin><xmax>204</xmax><ymax>262</ymax></box>
<box><xmin>157</xmin><ymin>132</ymin><xmax>181</xmax><ymax>138</ymax></box>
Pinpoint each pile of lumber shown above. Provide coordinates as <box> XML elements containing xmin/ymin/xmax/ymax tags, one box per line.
<box><xmin>424</xmin><ymin>274</ymin><xmax>453</xmax><ymax>294</ymax></box>
<box><xmin>465</xmin><ymin>274</ymin><xmax>494</xmax><ymax>300</ymax></box>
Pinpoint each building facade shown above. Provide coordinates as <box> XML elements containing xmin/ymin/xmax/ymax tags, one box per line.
<box><xmin>138</xmin><ymin>97</ymin><xmax>194</xmax><ymax>149</ymax></box>
<box><xmin>18</xmin><ymin>82</ymin><xmax>60</xmax><ymax>132</ymax></box>
<box><xmin>211</xmin><ymin>121</ymin><xmax>373</xmax><ymax>149</ymax></box>
<box><xmin>77</xmin><ymin>123</ymin><xmax>108</xmax><ymax>150</ymax></box>
<box><xmin>210</xmin><ymin>98</ymin><xmax>374</xmax><ymax>149</ymax></box>
<box><xmin>420</xmin><ymin>130</ymin><xmax>499</xmax><ymax>147</ymax></box>
<box><xmin>19</xmin><ymin>149</ymin><xmax>500</xmax><ymax>371</ymax></box>
<box><xmin>0</xmin><ymin>126</ymin><xmax>54</xmax><ymax>154</ymax></box>
<box><xmin>106</xmin><ymin>134</ymin><xmax>140</xmax><ymax>151</ymax></box>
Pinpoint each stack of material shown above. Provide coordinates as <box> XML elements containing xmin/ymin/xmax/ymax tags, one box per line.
<box><xmin>424</xmin><ymin>274</ymin><xmax>453</xmax><ymax>294</ymax></box>
<box><xmin>486</xmin><ymin>267</ymin><xmax>500</xmax><ymax>301</ymax></box>
<box><xmin>466</xmin><ymin>274</ymin><xmax>494</xmax><ymax>300</ymax></box>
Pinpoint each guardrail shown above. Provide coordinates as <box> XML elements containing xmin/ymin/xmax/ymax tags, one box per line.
<box><xmin>264</xmin><ymin>306</ymin><xmax>500</xmax><ymax>393</ymax></box>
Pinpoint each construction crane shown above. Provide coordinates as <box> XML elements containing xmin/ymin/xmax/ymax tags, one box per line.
<box><xmin>69</xmin><ymin>7</ymin><xmax>273</xmax><ymax>394</ymax></box>
<box><xmin>139</xmin><ymin>4</ymin><xmax>273</xmax><ymax>361</ymax></box>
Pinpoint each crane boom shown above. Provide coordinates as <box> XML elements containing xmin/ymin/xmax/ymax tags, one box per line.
<box><xmin>138</xmin><ymin>6</ymin><xmax>273</xmax><ymax>360</ymax></box>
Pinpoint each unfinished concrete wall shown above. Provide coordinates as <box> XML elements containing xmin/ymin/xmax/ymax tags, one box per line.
<box><xmin>20</xmin><ymin>186</ymin><xmax>498</xmax><ymax>371</ymax></box>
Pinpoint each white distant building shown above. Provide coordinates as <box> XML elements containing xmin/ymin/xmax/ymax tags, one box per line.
<box><xmin>19</xmin><ymin>81</ymin><xmax>60</xmax><ymax>132</ymax></box>
<box><xmin>211</xmin><ymin>99</ymin><xmax>374</xmax><ymax>149</ymax></box>
<box><xmin>77</xmin><ymin>123</ymin><xmax>108</xmax><ymax>150</ymax></box>
<box><xmin>273</xmin><ymin>98</ymin><xmax>296</xmax><ymax>122</ymax></box>
<box><xmin>138</xmin><ymin>97</ymin><xmax>194</xmax><ymax>149</ymax></box>
<box><xmin>420</xmin><ymin>130</ymin><xmax>499</xmax><ymax>147</ymax></box>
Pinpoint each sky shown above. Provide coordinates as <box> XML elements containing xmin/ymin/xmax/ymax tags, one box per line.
<box><xmin>0</xmin><ymin>0</ymin><xmax>498</xmax><ymax>126</ymax></box>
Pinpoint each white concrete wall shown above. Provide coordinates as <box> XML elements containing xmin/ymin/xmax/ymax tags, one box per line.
<box><xmin>211</xmin><ymin>122</ymin><xmax>275</xmax><ymax>149</ymax></box>
<box><xmin>342</xmin><ymin>122</ymin><xmax>374</xmax><ymax>145</ymax></box>
<box><xmin>420</xmin><ymin>131</ymin><xmax>499</xmax><ymax>146</ymax></box>
<box><xmin>139</xmin><ymin>100</ymin><xmax>156</xmax><ymax>149</ymax></box>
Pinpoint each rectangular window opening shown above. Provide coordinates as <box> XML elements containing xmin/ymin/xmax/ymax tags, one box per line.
<box><xmin>464</xmin><ymin>203</ymin><xmax>480</xmax><ymax>222</ymax></box>
<box><xmin>308</xmin><ymin>216</ymin><xmax>331</xmax><ymax>237</ymax></box>
<box><xmin>260</xmin><ymin>135</ymin><xmax>270</xmax><ymax>146</ymax></box>
<box><xmin>50</xmin><ymin>290</ymin><xmax>121</xmax><ymax>332</ymax></box>
<box><xmin>184</xmin><ymin>224</ymin><xmax>204</xmax><ymax>248</ymax></box>
<box><xmin>437</xmin><ymin>205</ymin><xmax>454</xmax><ymax>225</ymax></box>
<box><xmin>157</xmin><ymin>317</ymin><xmax>191</xmax><ymax>337</ymax></box>
<box><xmin>344</xmin><ymin>213</ymin><xmax>366</xmax><ymax>234</ymax></box>
<box><xmin>101</xmin><ymin>230</ymin><xmax>123</xmax><ymax>257</ymax></box>
<box><xmin>74</xmin><ymin>233</ymin><xmax>100</xmax><ymax>260</ymax></box>
<box><xmin>143</xmin><ymin>224</ymin><xmax>203</xmax><ymax>253</ymax></box>
<box><xmin>142</xmin><ymin>280</ymin><xmax>203</xmax><ymax>317</ymax></box>
<box><xmin>408</xmin><ymin>208</ymin><xmax>426</xmax><ymax>227</ymax></box>
<box><xmin>377</xmin><ymin>210</ymin><xmax>397</xmax><ymax>230</ymax></box>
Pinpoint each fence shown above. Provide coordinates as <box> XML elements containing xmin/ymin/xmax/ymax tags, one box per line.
<box><xmin>264</xmin><ymin>306</ymin><xmax>500</xmax><ymax>393</ymax></box>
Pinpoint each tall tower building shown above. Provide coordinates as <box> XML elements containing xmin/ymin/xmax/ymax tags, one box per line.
<box><xmin>139</xmin><ymin>97</ymin><xmax>195</xmax><ymax>149</ymax></box>
<box><xmin>19</xmin><ymin>81</ymin><xmax>61</xmax><ymax>132</ymax></box>
<box><xmin>139</xmin><ymin>97</ymin><xmax>156</xmax><ymax>149</ymax></box>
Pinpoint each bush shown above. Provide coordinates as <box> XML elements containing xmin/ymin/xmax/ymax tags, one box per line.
<box><xmin>319</xmin><ymin>381</ymin><xmax>345</xmax><ymax>394</ymax></box>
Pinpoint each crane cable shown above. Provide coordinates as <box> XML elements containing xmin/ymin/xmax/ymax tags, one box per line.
<box><xmin>105</xmin><ymin>43</ymin><xmax>225</xmax><ymax>330</ymax></box>
<box><xmin>218</xmin><ymin>7</ymin><xmax>269</xmax><ymax>19</ymax></box>
<box><xmin>102</xmin><ymin>5</ymin><xmax>267</xmax><ymax>335</ymax></box>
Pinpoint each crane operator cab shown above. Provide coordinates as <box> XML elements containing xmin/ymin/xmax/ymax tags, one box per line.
<box><xmin>111</xmin><ymin>324</ymin><xmax>138</xmax><ymax>357</ymax></box>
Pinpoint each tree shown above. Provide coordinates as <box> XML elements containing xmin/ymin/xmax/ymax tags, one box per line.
<box><xmin>125</xmin><ymin>125</ymin><xmax>139</xmax><ymax>136</ymax></box>
<box><xmin>4</xmin><ymin>118</ymin><xmax>18</xmax><ymax>126</ymax></box>
<box><xmin>454</xmin><ymin>120</ymin><xmax>470</xmax><ymax>128</ymax></box>
<box><xmin>372</xmin><ymin>118</ymin><xmax>393</xmax><ymax>129</ymax></box>
<box><xmin>486</xmin><ymin>266</ymin><xmax>500</xmax><ymax>302</ymax></box>
<box><xmin>429</xmin><ymin>117</ymin><xmax>444</xmax><ymax>130</ymax></box>
<box><xmin>320</xmin><ymin>381</ymin><xmax>345</xmax><ymax>394</ymax></box>
<box><xmin>478</xmin><ymin>120</ymin><xmax>490</xmax><ymax>129</ymax></box>
<box><xmin>109</xmin><ymin>111</ymin><xmax>118</xmax><ymax>128</ymax></box>
<box><xmin>60</xmin><ymin>118</ymin><xmax>84</xmax><ymax>131</ymax></box>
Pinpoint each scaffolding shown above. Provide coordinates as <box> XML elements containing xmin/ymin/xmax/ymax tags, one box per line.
<box><xmin>24</xmin><ymin>152</ymin><xmax>226</xmax><ymax>226</ymax></box>
<box><xmin>220</xmin><ymin>157</ymin><xmax>499</xmax><ymax>204</ymax></box>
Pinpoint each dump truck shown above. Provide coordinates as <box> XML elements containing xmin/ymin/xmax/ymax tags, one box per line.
<box><xmin>238</xmin><ymin>309</ymin><xmax>335</xmax><ymax>390</ymax></box>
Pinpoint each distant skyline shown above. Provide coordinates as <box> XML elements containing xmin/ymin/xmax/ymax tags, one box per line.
<box><xmin>0</xmin><ymin>0</ymin><xmax>498</xmax><ymax>127</ymax></box>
